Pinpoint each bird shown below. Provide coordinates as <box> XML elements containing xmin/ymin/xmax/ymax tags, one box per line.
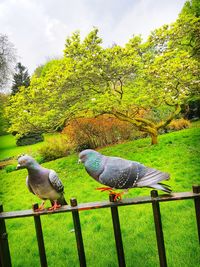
<box><xmin>17</xmin><ymin>154</ymin><xmax>67</xmax><ymax>211</ymax></box>
<box><xmin>78</xmin><ymin>149</ymin><xmax>171</xmax><ymax>200</ymax></box>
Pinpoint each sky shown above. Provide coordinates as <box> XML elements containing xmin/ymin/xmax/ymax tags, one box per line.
<box><xmin>0</xmin><ymin>0</ymin><xmax>186</xmax><ymax>74</ymax></box>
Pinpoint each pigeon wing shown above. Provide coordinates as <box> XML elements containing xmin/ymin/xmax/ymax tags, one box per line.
<box><xmin>100</xmin><ymin>166</ymin><xmax>132</xmax><ymax>188</ymax></box>
<box><xmin>26</xmin><ymin>176</ymin><xmax>35</xmax><ymax>195</ymax></box>
<box><xmin>99</xmin><ymin>157</ymin><xmax>145</xmax><ymax>189</ymax></box>
<box><xmin>48</xmin><ymin>170</ymin><xmax>64</xmax><ymax>193</ymax></box>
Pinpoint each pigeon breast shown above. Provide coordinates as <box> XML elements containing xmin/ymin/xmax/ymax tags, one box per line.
<box><xmin>27</xmin><ymin>168</ymin><xmax>61</xmax><ymax>200</ymax></box>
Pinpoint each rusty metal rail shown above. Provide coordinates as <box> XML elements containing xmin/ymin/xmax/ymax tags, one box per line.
<box><xmin>0</xmin><ymin>185</ymin><xmax>200</xmax><ymax>267</ymax></box>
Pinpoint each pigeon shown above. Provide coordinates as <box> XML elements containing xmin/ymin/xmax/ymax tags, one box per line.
<box><xmin>79</xmin><ymin>149</ymin><xmax>171</xmax><ymax>200</ymax></box>
<box><xmin>17</xmin><ymin>154</ymin><xmax>67</xmax><ymax>211</ymax></box>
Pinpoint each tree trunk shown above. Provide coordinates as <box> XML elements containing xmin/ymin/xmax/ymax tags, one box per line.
<box><xmin>151</xmin><ymin>132</ymin><xmax>158</xmax><ymax>145</ymax></box>
<box><xmin>112</xmin><ymin>111</ymin><xmax>160</xmax><ymax>145</ymax></box>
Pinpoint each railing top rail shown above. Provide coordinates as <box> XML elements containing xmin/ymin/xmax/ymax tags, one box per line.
<box><xmin>0</xmin><ymin>191</ymin><xmax>199</xmax><ymax>220</ymax></box>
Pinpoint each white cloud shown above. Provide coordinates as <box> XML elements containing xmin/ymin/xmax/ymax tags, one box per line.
<box><xmin>0</xmin><ymin>0</ymin><xmax>186</xmax><ymax>74</ymax></box>
<box><xmin>105</xmin><ymin>0</ymin><xmax>187</xmax><ymax>45</ymax></box>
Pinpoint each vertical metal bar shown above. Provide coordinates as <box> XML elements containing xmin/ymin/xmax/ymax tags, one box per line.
<box><xmin>0</xmin><ymin>204</ymin><xmax>12</xmax><ymax>267</ymax></box>
<box><xmin>192</xmin><ymin>185</ymin><xmax>200</xmax><ymax>244</ymax></box>
<box><xmin>33</xmin><ymin>204</ymin><xmax>48</xmax><ymax>267</ymax></box>
<box><xmin>109</xmin><ymin>195</ymin><xmax>126</xmax><ymax>267</ymax></box>
<box><xmin>70</xmin><ymin>198</ymin><xmax>86</xmax><ymax>267</ymax></box>
<box><xmin>151</xmin><ymin>190</ymin><xmax>167</xmax><ymax>267</ymax></box>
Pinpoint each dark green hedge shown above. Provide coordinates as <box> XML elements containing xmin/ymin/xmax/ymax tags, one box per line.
<box><xmin>16</xmin><ymin>132</ymin><xmax>44</xmax><ymax>146</ymax></box>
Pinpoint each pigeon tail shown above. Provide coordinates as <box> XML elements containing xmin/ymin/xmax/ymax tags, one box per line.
<box><xmin>136</xmin><ymin>167</ymin><xmax>171</xmax><ymax>193</ymax></box>
<box><xmin>147</xmin><ymin>183</ymin><xmax>172</xmax><ymax>193</ymax></box>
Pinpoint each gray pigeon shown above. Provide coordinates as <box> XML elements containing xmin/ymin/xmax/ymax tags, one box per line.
<box><xmin>17</xmin><ymin>154</ymin><xmax>67</xmax><ymax>210</ymax></box>
<box><xmin>79</xmin><ymin>149</ymin><xmax>171</xmax><ymax>199</ymax></box>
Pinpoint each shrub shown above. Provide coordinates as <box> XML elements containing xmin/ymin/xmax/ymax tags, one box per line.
<box><xmin>38</xmin><ymin>135</ymin><xmax>73</xmax><ymax>162</ymax></box>
<box><xmin>167</xmin><ymin>118</ymin><xmax>191</xmax><ymax>131</ymax></box>
<box><xmin>182</xmin><ymin>98</ymin><xmax>200</xmax><ymax>120</ymax></box>
<box><xmin>62</xmin><ymin>115</ymin><xmax>139</xmax><ymax>151</ymax></box>
<box><xmin>4</xmin><ymin>164</ymin><xmax>17</xmax><ymax>173</ymax></box>
<box><xmin>16</xmin><ymin>132</ymin><xmax>44</xmax><ymax>146</ymax></box>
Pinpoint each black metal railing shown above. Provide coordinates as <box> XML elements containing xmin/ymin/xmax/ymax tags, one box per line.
<box><xmin>0</xmin><ymin>185</ymin><xmax>200</xmax><ymax>267</ymax></box>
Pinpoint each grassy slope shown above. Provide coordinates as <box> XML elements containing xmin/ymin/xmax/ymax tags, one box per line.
<box><xmin>0</xmin><ymin>124</ymin><xmax>200</xmax><ymax>267</ymax></box>
<box><xmin>0</xmin><ymin>133</ymin><xmax>61</xmax><ymax>160</ymax></box>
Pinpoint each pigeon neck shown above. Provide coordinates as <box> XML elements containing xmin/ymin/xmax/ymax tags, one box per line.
<box><xmin>27</xmin><ymin>163</ymin><xmax>41</xmax><ymax>173</ymax></box>
<box><xmin>85</xmin><ymin>154</ymin><xmax>104</xmax><ymax>178</ymax></box>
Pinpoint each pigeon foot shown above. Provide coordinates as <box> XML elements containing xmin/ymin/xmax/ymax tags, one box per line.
<box><xmin>96</xmin><ymin>187</ymin><xmax>124</xmax><ymax>201</ymax></box>
<box><xmin>34</xmin><ymin>201</ymin><xmax>45</xmax><ymax>212</ymax></box>
<box><xmin>34</xmin><ymin>205</ymin><xmax>45</xmax><ymax>212</ymax></box>
<box><xmin>48</xmin><ymin>201</ymin><xmax>61</xmax><ymax>211</ymax></box>
<box><xmin>110</xmin><ymin>192</ymin><xmax>124</xmax><ymax>202</ymax></box>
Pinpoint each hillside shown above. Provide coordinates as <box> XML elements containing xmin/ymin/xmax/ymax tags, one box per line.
<box><xmin>0</xmin><ymin>123</ymin><xmax>200</xmax><ymax>267</ymax></box>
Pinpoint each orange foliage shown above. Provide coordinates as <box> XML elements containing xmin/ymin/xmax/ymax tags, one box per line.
<box><xmin>168</xmin><ymin>118</ymin><xmax>191</xmax><ymax>131</ymax></box>
<box><xmin>62</xmin><ymin>115</ymin><xmax>136</xmax><ymax>151</ymax></box>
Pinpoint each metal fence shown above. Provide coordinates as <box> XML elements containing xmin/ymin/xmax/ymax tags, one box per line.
<box><xmin>0</xmin><ymin>185</ymin><xmax>200</xmax><ymax>267</ymax></box>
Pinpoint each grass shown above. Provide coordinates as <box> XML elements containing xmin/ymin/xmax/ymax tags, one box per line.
<box><xmin>0</xmin><ymin>133</ymin><xmax>62</xmax><ymax>161</ymax></box>
<box><xmin>0</xmin><ymin>122</ymin><xmax>200</xmax><ymax>266</ymax></box>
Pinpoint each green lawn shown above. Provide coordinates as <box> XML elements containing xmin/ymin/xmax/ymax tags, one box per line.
<box><xmin>0</xmin><ymin>124</ymin><xmax>200</xmax><ymax>267</ymax></box>
<box><xmin>0</xmin><ymin>133</ymin><xmax>61</xmax><ymax>160</ymax></box>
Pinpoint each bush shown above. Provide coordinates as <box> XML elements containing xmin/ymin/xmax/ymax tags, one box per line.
<box><xmin>167</xmin><ymin>118</ymin><xmax>191</xmax><ymax>131</ymax></box>
<box><xmin>62</xmin><ymin>115</ymin><xmax>139</xmax><ymax>151</ymax></box>
<box><xmin>182</xmin><ymin>98</ymin><xmax>200</xmax><ymax>120</ymax></box>
<box><xmin>4</xmin><ymin>164</ymin><xmax>17</xmax><ymax>173</ymax></box>
<box><xmin>16</xmin><ymin>132</ymin><xmax>44</xmax><ymax>146</ymax></box>
<box><xmin>38</xmin><ymin>135</ymin><xmax>72</xmax><ymax>162</ymax></box>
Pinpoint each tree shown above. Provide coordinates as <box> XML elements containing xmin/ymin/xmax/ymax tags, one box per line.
<box><xmin>0</xmin><ymin>93</ymin><xmax>9</xmax><ymax>135</ymax></box>
<box><xmin>6</xmin><ymin>57</ymin><xmax>76</xmax><ymax>135</ymax></box>
<box><xmin>5</xmin><ymin>24</ymin><xmax>199</xmax><ymax>144</ymax></box>
<box><xmin>0</xmin><ymin>34</ymin><xmax>16</xmax><ymax>90</ymax></box>
<box><xmin>148</xmin><ymin>0</ymin><xmax>200</xmax><ymax>60</ymax></box>
<box><xmin>62</xmin><ymin>29</ymin><xmax>199</xmax><ymax>144</ymax></box>
<box><xmin>182</xmin><ymin>0</ymin><xmax>200</xmax><ymax>20</ymax></box>
<box><xmin>11</xmin><ymin>62</ymin><xmax>30</xmax><ymax>95</ymax></box>
<box><xmin>33</xmin><ymin>64</ymin><xmax>44</xmax><ymax>78</ymax></box>
<box><xmin>150</xmin><ymin>0</ymin><xmax>200</xmax><ymax>121</ymax></box>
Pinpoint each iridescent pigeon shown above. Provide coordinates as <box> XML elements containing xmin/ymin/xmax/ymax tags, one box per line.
<box><xmin>17</xmin><ymin>154</ymin><xmax>67</xmax><ymax>211</ymax></box>
<box><xmin>79</xmin><ymin>149</ymin><xmax>171</xmax><ymax>200</ymax></box>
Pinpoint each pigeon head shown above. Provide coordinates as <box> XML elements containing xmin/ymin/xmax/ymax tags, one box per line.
<box><xmin>78</xmin><ymin>149</ymin><xmax>100</xmax><ymax>164</ymax></box>
<box><xmin>17</xmin><ymin>154</ymin><xmax>38</xmax><ymax>169</ymax></box>
<box><xmin>79</xmin><ymin>149</ymin><xmax>105</xmax><ymax>179</ymax></box>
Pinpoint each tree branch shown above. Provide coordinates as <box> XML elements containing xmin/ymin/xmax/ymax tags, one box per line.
<box><xmin>156</xmin><ymin>103</ymin><xmax>181</xmax><ymax>130</ymax></box>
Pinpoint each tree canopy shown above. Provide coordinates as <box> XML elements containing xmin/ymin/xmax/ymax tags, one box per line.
<box><xmin>5</xmin><ymin>2</ymin><xmax>200</xmax><ymax>144</ymax></box>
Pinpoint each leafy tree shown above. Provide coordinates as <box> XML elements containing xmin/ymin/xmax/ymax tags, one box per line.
<box><xmin>149</xmin><ymin>0</ymin><xmax>200</xmax><ymax>60</ymax></box>
<box><xmin>0</xmin><ymin>93</ymin><xmax>9</xmax><ymax>135</ymax></box>
<box><xmin>62</xmin><ymin>29</ymin><xmax>199</xmax><ymax>144</ymax></box>
<box><xmin>182</xmin><ymin>0</ymin><xmax>200</xmax><ymax>19</ymax></box>
<box><xmin>6</xmin><ymin>22</ymin><xmax>199</xmax><ymax>144</ymax></box>
<box><xmin>33</xmin><ymin>64</ymin><xmax>44</xmax><ymax>78</ymax></box>
<box><xmin>6</xmin><ymin>57</ymin><xmax>76</xmax><ymax>135</ymax></box>
<box><xmin>11</xmin><ymin>62</ymin><xmax>30</xmax><ymax>95</ymax></box>
<box><xmin>0</xmin><ymin>34</ymin><xmax>16</xmax><ymax>90</ymax></box>
<box><xmin>151</xmin><ymin>0</ymin><xmax>200</xmax><ymax>119</ymax></box>
<box><xmin>33</xmin><ymin>56</ymin><xmax>62</xmax><ymax>78</ymax></box>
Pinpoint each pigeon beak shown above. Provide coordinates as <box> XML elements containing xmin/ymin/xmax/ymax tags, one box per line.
<box><xmin>78</xmin><ymin>159</ymin><xmax>82</xmax><ymax>164</ymax></box>
<box><xmin>16</xmin><ymin>164</ymin><xmax>22</xmax><ymax>169</ymax></box>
